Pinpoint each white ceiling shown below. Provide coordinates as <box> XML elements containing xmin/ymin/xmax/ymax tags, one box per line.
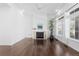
<box><xmin>0</xmin><ymin>3</ymin><xmax>75</xmax><ymax>18</ymax></box>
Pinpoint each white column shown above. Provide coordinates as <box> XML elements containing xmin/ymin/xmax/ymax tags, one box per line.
<box><xmin>55</xmin><ymin>18</ymin><xmax>59</xmax><ymax>37</ymax></box>
<box><xmin>64</xmin><ymin>12</ymin><xmax>70</xmax><ymax>39</ymax></box>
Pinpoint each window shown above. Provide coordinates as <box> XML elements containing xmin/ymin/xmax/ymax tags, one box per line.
<box><xmin>70</xmin><ymin>18</ymin><xmax>75</xmax><ymax>38</ymax></box>
<box><xmin>75</xmin><ymin>16</ymin><xmax>79</xmax><ymax>39</ymax></box>
<box><xmin>58</xmin><ymin>16</ymin><xmax>64</xmax><ymax>35</ymax></box>
<box><xmin>70</xmin><ymin>16</ymin><xmax>79</xmax><ymax>39</ymax></box>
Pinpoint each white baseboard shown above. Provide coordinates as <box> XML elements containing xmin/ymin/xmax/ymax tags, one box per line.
<box><xmin>55</xmin><ymin>35</ymin><xmax>79</xmax><ymax>52</ymax></box>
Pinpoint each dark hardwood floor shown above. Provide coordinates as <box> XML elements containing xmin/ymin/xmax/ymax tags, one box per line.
<box><xmin>0</xmin><ymin>38</ymin><xmax>79</xmax><ymax>56</ymax></box>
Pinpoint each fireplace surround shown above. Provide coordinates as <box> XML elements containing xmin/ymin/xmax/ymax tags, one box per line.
<box><xmin>32</xmin><ymin>30</ymin><xmax>49</xmax><ymax>39</ymax></box>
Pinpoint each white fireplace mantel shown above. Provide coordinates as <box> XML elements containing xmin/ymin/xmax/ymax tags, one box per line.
<box><xmin>32</xmin><ymin>30</ymin><xmax>49</xmax><ymax>39</ymax></box>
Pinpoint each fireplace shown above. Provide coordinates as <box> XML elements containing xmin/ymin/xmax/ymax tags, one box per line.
<box><xmin>36</xmin><ymin>32</ymin><xmax>44</xmax><ymax>39</ymax></box>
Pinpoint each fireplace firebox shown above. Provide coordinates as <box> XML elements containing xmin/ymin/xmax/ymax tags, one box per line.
<box><xmin>36</xmin><ymin>32</ymin><xmax>44</xmax><ymax>39</ymax></box>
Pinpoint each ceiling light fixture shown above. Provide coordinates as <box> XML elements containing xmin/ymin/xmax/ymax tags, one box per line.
<box><xmin>19</xmin><ymin>9</ymin><xmax>24</xmax><ymax>16</ymax></box>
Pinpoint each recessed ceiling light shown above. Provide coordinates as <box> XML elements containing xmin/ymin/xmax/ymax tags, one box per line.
<box><xmin>19</xmin><ymin>9</ymin><xmax>24</xmax><ymax>16</ymax></box>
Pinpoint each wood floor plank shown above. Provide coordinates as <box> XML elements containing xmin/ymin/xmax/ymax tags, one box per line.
<box><xmin>0</xmin><ymin>38</ymin><xmax>79</xmax><ymax>56</ymax></box>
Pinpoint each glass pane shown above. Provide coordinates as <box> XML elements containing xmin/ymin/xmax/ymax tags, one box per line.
<box><xmin>70</xmin><ymin>18</ymin><xmax>75</xmax><ymax>38</ymax></box>
<box><xmin>75</xmin><ymin>16</ymin><xmax>79</xmax><ymax>39</ymax></box>
<box><xmin>70</xmin><ymin>15</ymin><xmax>79</xmax><ymax>39</ymax></box>
<box><xmin>58</xmin><ymin>19</ymin><xmax>63</xmax><ymax>35</ymax></box>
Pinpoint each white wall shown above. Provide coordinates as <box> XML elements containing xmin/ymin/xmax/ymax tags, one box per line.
<box><xmin>10</xmin><ymin>8</ymin><xmax>28</xmax><ymax>45</ymax></box>
<box><xmin>0</xmin><ymin>6</ymin><xmax>32</xmax><ymax>45</ymax></box>
<box><xmin>0</xmin><ymin>7</ymin><xmax>18</xmax><ymax>45</ymax></box>
<box><xmin>32</xmin><ymin>13</ymin><xmax>48</xmax><ymax>31</ymax></box>
<box><xmin>24</xmin><ymin>14</ymin><xmax>32</xmax><ymax>38</ymax></box>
